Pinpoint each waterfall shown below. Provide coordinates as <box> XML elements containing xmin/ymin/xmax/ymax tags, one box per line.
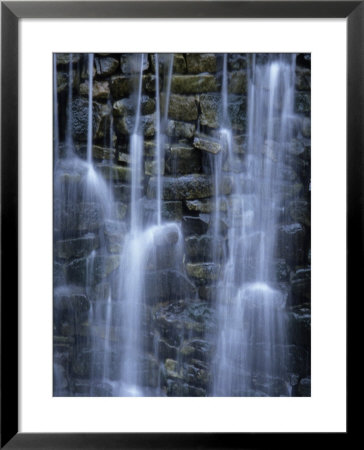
<box><xmin>54</xmin><ymin>52</ymin><xmax>309</xmax><ymax>398</ymax></box>
<box><xmin>115</xmin><ymin>54</ymin><xmax>184</xmax><ymax>396</ymax></box>
<box><xmin>212</xmin><ymin>55</ymin><xmax>297</xmax><ymax>396</ymax></box>
<box><xmin>65</xmin><ymin>54</ymin><xmax>74</xmax><ymax>156</ymax></box>
<box><xmin>53</xmin><ymin>54</ymin><xmax>60</xmax><ymax>163</ymax></box>
<box><xmin>154</xmin><ymin>54</ymin><xmax>162</xmax><ymax>225</ymax></box>
<box><xmin>87</xmin><ymin>53</ymin><xmax>94</xmax><ymax>165</ymax></box>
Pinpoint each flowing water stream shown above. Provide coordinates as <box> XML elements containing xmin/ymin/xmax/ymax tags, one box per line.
<box><xmin>212</xmin><ymin>54</ymin><xmax>297</xmax><ymax>396</ymax></box>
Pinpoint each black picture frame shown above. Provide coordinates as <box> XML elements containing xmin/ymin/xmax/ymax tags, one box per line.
<box><xmin>1</xmin><ymin>1</ymin><xmax>356</xmax><ymax>448</ymax></box>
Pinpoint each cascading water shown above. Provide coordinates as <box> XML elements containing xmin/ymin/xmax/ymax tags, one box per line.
<box><xmin>113</xmin><ymin>53</ymin><xmax>184</xmax><ymax>396</ymax></box>
<box><xmin>212</xmin><ymin>54</ymin><xmax>297</xmax><ymax>396</ymax></box>
<box><xmin>54</xmin><ymin>53</ymin><xmax>310</xmax><ymax>397</ymax></box>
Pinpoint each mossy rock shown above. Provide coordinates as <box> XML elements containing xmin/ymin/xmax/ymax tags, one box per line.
<box><xmin>79</xmin><ymin>80</ymin><xmax>110</xmax><ymax>101</ymax></box>
<box><xmin>165</xmin><ymin>143</ymin><xmax>202</xmax><ymax>175</ymax></box>
<box><xmin>166</xmin><ymin>94</ymin><xmax>198</xmax><ymax>121</ymax></box>
<box><xmin>147</xmin><ymin>174</ymin><xmax>213</xmax><ymax>200</ymax></box>
<box><xmin>55</xmin><ymin>234</ymin><xmax>99</xmax><ymax>260</ymax></box>
<box><xmin>186</xmin><ymin>262</ymin><xmax>220</xmax><ymax>285</ymax></box>
<box><xmin>94</xmin><ymin>56</ymin><xmax>119</xmax><ymax>77</ymax></box>
<box><xmin>186</xmin><ymin>53</ymin><xmax>216</xmax><ymax>73</ymax></box>
<box><xmin>97</xmin><ymin>163</ymin><xmax>132</xmax><ymax>183</ymax></box>
<box><xmin>110</xmin><ymin>75</ymin><xmax>132</xmax><ymax>98</ymax></box>
<box><xmin>171</xmin><ymin>74</ymin><xmax>218</xmax><ymax>94</ymax></box>
<box><xmin>167</xmin><ymin>120</ymin><xmax>196</xmax><ymax>139</ymax></box>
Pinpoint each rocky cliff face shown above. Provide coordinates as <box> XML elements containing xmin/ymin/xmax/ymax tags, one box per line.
<box><xmin>53</xmin><ymin>53</ymin><xmax>311</xmax><ymax>397</ymax></box>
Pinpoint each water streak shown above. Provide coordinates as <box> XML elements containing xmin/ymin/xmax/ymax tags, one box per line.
<box><xmin>212</xmin><ymin>54</ymin><xmax>296</xmax><ymax>396</ymax></box>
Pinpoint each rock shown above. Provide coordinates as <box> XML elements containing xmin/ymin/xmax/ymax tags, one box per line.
<box><xmin>112</xmin><ymin>98</ymin><xmax>128</xmax><ymax>117</ymax></box>
<box><xmin>65</xmin><ymin>254</ymin><xmax>120</xmax><ymax>285</ymax></box>
<box><xmin>54</xmin><ymin>202</ymin><xmax>103</xmax><ymax>233</ymax></box>
<box><xmin>55</xmin><ymin>234</ymin><xmax>99</xmax><ymax>260</ymax></box>
<box><xmin>164</xmin><ymin>359</ymin><xmax>182</xmax><ymax>379</ymax></box>
<box><xmin>275</xmin><ymin>258</ymin><xmax>290</xmax><ymax>281</ymax></box>
<box><xmin>57</xmin><ymin>70</ymin><xmax>79</xmax><ymax>94</ymax></box>
<box><xmin>180</xmin><ymin>339</ymin><xmax>211</xmax><ymax>362</ymax></box>
<box><xmin>143</xmin><ymin>199</ymin><xmax>182</xmax><ymax>222</ymax></box>
<box><xmin>277</xmin><ymin>223</ymin><xmax>306</xmax><ymax>265</ymax></box>
<box><xmin>288</xmin><ymin>139</ymin><xmax>305</xmax><ymax>156</ymax></box>
<box><xmin>279</xmin><ymin>163</ymin><xmax>298</xmax><ymax>183</ymax></box>
<box><xmin>186</xmin><ymin>53</ymin><xmax>216</xmax><ymax>73</ymax></box>
<box><xmin>115</xmin><ymin>113</ymin><xmax>155</xmax><ymax>137</ymax></box>
<box><xmin>153</xmin><ymin>223</ymin><xmax>180</xmax><ymax>247</ymax></box>
<box><xmin>118</xmin><ymin>152</ymin><xmax>130</xmax><ymax>164</ymax></box>
<box><xmin>54</xmin><ymin>289</ymin><xmax>90</xmax><ymax>314</ymax></box>
<box><xmin>71</xmin><ymin>97</ymin><xmax>101</xmax><ymax>141</ymax></box>
<box><xmin>110</xmin><ymin>75</ymin><xmax>132</xmax><ymax>98</ymax></box>
<box><xmin>143</xmin><ymin>140</ymin><xmax>169</xmax><ymax>157</ymax></box>
<box><xmin>75</xmin><ymin>144</ymin><xmax>115</xmax><ymax>161</ymax></box>
<box><xmin>104</xmin><ymin>220</ymin><xmax>127</xmax><ymax>254</ymax></box>
<box><xmin>298</xmin><ymin>376</ymin><xmax>311</xmax><ymax>396</ymax></box>
<box><xmin>296</xmin><ymin>53</ymin><xmax>311</xmax><ymax>69</ymax></box>
<box><xmin>302</xmin><ymin>117</ymin><xmax>311</xmax><ymax>137</ymax></box>
<box><xmin>171</xmin><ymin>74</ymin><xmax>218</xmax><ymax>94</ymax></box>
<box><xmin>95</xmin><ymin>102</ymin><xmax>113</xmax><ymax>141</ymax></box>
<box><xmin>166</xmin><ymin>94</ymin><xmax>198</xmax><ymax>121</ymax></box>
<box><xmin>150</xmin><ymin>53</ymin><xmax>186</xmax><ymax>74</ymax></box>
<box><xmin>113</xmin><ymin>202</ymin><xmax>127</xmax><ymax>220</ymax></box>
<box><xmin>220</xmin><ymin>175</ymin><xmax>234</xmax><ymax>195</ymax></box>
<box><xmin>80</xmin><ymin>80</ymin><xmax>110</xmax><ymax>101</ymax></box>
<box><xmin>147</xmin><ymin>174</ymin><xmax>213</xmax><ymax>200</ymax></box>
<box><xmin>74</xmin><ymin>381</ymin><xmax>113</xmax><ymax>397</ymax></box>
<box><xmin>200</xmin><ymin>93</ymin><xmax>246</xmax><ymax>130</ymax></box>
<box><xmin>193</xmin><ymin>133</ymin><xmax>222</xmax><ymax>154</ymax></box>
<box><xmin>145</xmin><ymin>270</ymin><xmax>196</xmax><ymax>303</ymax></box>
<box><xmin>113</xmin><ymin>183</ymin><xmax>143</xmax><ymax>203</ymax></box>
<box><xmin>97</xmin><ymin>163</ymin><xmax>132</xmax><ymax>183</ymax></box>
<box><xmin>56</xmin><ymin>53</ymin><xmax>81</xmax><ymax>66</ymax></box>
<box><xmin>198</xmin><ymin>285</ymin><xmax>218</xmax><ymax>302</ymax></box>
<box><xmin>93</xmin><ymin>282</ymin><xmax>111</xmax><ymax>302</ymax></box>
<box><xmin>228</xmin><ymin>54</ymin><xmax>247</xmax><ymax>70</ymax></box>
<box><xmin>120</xmin><ymin>54</ymin><xmax>149</xmax><ymax>73</ymax></box>
<box><xmin>295</xmin><ymin>92</ymin><xmax>310</xmax><ymax>114</ymax></box>
<box><xmin>288</xmin><ymin>305</ymin><xmax>311</xmax><ymax>347</ymax></box>
<box><xmin>172</xmin><ymin>54</ymin><xmax>187</xmax><ymax>73</ymax></box>
<box><xmin>165</xmin><ymin>143</ymin><xmax>202</xmax><ymax>175</ymax></box>
<box><xmin>182</xmin><ymin>215</ymin><xmax>210</xmax><ymax>236</ymax></box>
<box><xmin>167</xmin><ymin>120</ymin><xmax>196</xmax><ymax>139</ymax></box>
<box><xmin>153</xmin><ymin>300</ymin><xmax>186</xmax><ymax>346</ymax></box>
<box><xmin>185</xmin><ymin>235</ymin><xmax>224</xmax><ymax>262</ymax></box>
<box><xmin>54</xmin><ymin>261</ymin><xmax>66</xmax><ymax>286</ymax></box>
<box><xmin>186</xmin><ymin>262</ymin><xmax>220</xmax><ymax>285</ymax></box>
<box><xmin>139</xmin><ymin>355</ymin><xmax>159</xmax><ymax>389</ymax></box>
<box><xmin>142</xmin><ymin>74</ymin><xmax>158</xmax><ymax>94</ymax></box>
<box><xmin>113</xmin><ymin>95</ymin><xmax>155</xmax><ymax>117</ymax></box>
<box><xmin>183</xmin><ymin>363</ymin><xmax>209</xmax><ymax>390</ymax></box>
<box><xmin>158</xmin><ymin>340</ymin><xmax>178</xmax><ymax>360</ymax></box>
<box><xmin>287</xmin><ymin>200</ymin><xmax>310</xmax><ymax>226</ymax></box>
<box><xmin>53</xmin><ymin>362</ymin><xmax>69</xmax><ymax>392</ymax></box>
<box><xmin>290</xmin><ymin>267</ymin><xmax>311</xmax><ymax>306</ymax></box>
<box><xmin>162</xmin><ymin>201</ymin><xmax>183</xmax><ymax>221</ymax></box>
<box><xmin>94</xmin><ymin>56</ymin><xmax>119</xmax><ymax>76</ymax></box>
<box><xmin>182</xmin><ymin>384</ymin><xmax>206</xmax><ymax>397</ymax></box>
<box><xmin>199</xmin><ymin>93</ymin><xmax>220</xmax><ymax>128</ymax></box>
<box><xmin>228</xmin><ymin>71</ymin><xmax>247</xmax><ymax>94</ymax></box>
<box><xmin>295</xmin><ymin>67</ymin><xmax>311</xmax><ymax>91</ymax></box>
<box><xmin>144</xmin><ymin>158</ymin><xmax>165</xmax><ymax>176</ymax></box>
<box><xmin>185</xmin><ymin>198</ymin><xmax>226</xmax><ymax>213</ymax></box>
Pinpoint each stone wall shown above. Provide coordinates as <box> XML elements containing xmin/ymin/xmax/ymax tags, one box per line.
<box><xmin>53</xmin><ymin>53</ymin><xmax>311</xmax><ymax>397</ymax></box>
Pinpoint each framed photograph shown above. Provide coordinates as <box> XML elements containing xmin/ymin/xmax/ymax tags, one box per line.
<box><xmin>1</xmin><ymin>1</ymin><xmax>355</xmax><ymax>448</ymax></box>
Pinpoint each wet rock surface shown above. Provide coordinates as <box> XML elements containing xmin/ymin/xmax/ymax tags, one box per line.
<box><xmin>54</xmin><ymin>53</ymin><xmax>310</xmax><ymax>397</ymax></box>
